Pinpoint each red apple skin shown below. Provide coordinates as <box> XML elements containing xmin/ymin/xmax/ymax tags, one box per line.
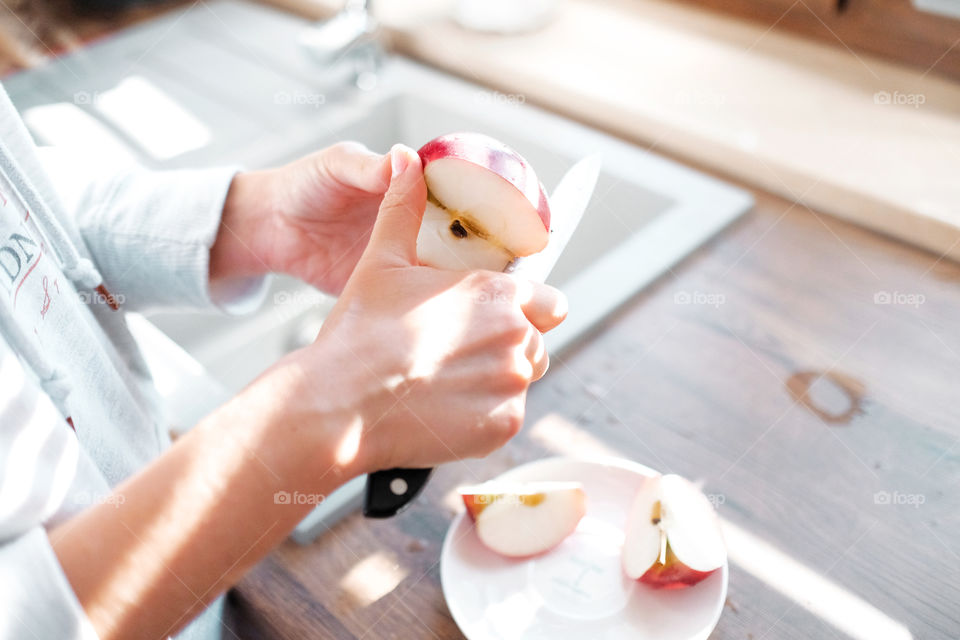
<box><xmin>639</xmin><ymin>563</ymin><xmax>717</xmax><ymax>590</ymax></box>
<box><xmin>635</xmin><ymin>545</ymin><xmax>719</xmax><ymax>590</ymax></box>
<box><xmin>418</xmin><ymin>133</ymin><xmax>551</xmax><ymax>233</ymax></box>
<box><xmin>629</xmin><ymin>537</ymin><xmax>719</xmax><ymax>590</ymax></box>
<box><xmin>462</xmin><ymin>494</ymin><xmax>488</xmax><ymax>521</ymax></box>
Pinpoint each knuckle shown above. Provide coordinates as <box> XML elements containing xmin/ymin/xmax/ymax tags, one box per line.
<box><xmin>504</xmin><ymin>317</ymin><xmax>530</xmax><ymax>344</ymax></box>
<box><xmin>533</xmin><ymin>354</ymin><xmax>550</xmax><ymax>381</ymax></box>
<box><xmin>330</xmin><ymin>140</ymin><xmax>366</xmax><ymax>155</ymax></box>
<box><xmin>479</xmin><ymin>409</ymin><xmax>523</xmax><ymax>457</ymax></box>
<box><xmin>497</xmin><ymin>305</ymin><xmax>530</xmax><ymax>339</ymax></box>
<box><xmin>501</xmin><ymin>407</ymin><xmax>524</xmax><ymax>442</ymax></box>
<box><xmin>471</xmin><ymin>272</ymin><xmax>517</xmax><ymax>303</ymax></box>
<box><xmin>502</xmin><ymin>367</ymin><xmax>530</xmax><ymax>392</ymax></box>
<box><xmin>465</xmin><ymin>270</ymin><xmax>495</xmax><ymax>288</ymax></box>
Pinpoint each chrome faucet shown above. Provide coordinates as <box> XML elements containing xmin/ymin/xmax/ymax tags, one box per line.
<box><xmin>300</xmin><ymin>0</ymin><xmax>381</xmax><ymax>90</ymax></box>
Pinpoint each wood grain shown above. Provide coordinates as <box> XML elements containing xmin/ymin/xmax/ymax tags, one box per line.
<box><xmin>677</xmin><ymin>0</ymin><xmax>960</xmax><ymax>83</ymax></box>
<box><xmin>228</xmin><ymin>182</ymin><xmax>960</xmax><ymax>639</ymax></box>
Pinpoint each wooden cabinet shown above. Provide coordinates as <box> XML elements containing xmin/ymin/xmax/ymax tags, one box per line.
<box><xmin>674</xmin><ymin>0</ymin><xmax>960</xmax><ymax>82</ymax></box>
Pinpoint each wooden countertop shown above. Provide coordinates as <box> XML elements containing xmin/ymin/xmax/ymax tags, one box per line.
<box><xmin>228</xmin><ymin>180</ymin><xmax>960</xmax><ymax>639</ymax></box>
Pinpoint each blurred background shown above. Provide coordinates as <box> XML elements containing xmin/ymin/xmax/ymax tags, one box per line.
<box><xmin>4</xmin><ymin>0</ymin><xmax>960</xmax><ymax>78</ymax></box>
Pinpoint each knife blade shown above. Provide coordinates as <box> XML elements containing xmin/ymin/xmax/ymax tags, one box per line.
<box><xmin>506</xmin><ymin>153</ymin><xmax>602</xmax><ymax>283</ymax></box>
<box><xmin>363</xmin><ymin>154</ymin><xmax>603</xmax><ymax>518</ymax></box>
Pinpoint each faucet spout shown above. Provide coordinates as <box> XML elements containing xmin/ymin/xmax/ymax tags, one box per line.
<box><xmin>300</xmin><ymin>0</ymin><xmax>381</xmax><ymax>87</ymax></box>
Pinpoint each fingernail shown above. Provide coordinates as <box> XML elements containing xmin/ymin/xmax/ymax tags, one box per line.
<box><xmin>391</xmin><ymin>145</ymin><xmax>409</xmax><ymax>177</ymax></box>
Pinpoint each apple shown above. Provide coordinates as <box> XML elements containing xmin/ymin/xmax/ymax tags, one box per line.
<box><xmin>459</xmin><ymin>481</ymin><xmax>586</xmax><ymax>557</ymax></box>
<box><xmin>622</xmin><ymin>474</ymin><xmax>725</xmax><ymax>589</ymax></box>
<box><xmin>416</xmin><ymin>133</ymin><xmax>551</xmax><ymax>271</ymax></box>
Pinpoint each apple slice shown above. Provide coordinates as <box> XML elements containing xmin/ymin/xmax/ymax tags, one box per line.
<box><xmin>622</xmin><ymin>474</ymin><xmax>725</xmax><ymax>589</ymax></box>
<box><xmin>416</xmin><ymin>133</ymin><xmax>551</xmax><ymax>271</ymax></box>
<box><xmin>459</xmin><ymin>481</ymin><xmax>586</xmax><ymax>558</ymax></box>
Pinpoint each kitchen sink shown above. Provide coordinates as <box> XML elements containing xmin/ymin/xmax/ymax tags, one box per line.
<box><xmin>3</xmin><ymin>0</ymin><xmax>751</xmax><ymax>537</ymax></box>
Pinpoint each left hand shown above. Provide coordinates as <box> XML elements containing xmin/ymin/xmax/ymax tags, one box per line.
<box><xmin>211</xmin><ymin>142</ymin><xmax>393</xmax><ymax>294</ymax></box>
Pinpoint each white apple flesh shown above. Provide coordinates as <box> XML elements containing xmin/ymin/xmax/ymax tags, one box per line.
<box><xmin>416</xmin><ymin>133</ymin><xmax>551</xmax><ymax>271</ymax></box>
<box><xmin>622</xmin><ymin>474</ymin><xmax>725</xmax><ymax>589</ymax></box>
<box><xmin>459</xmin><ymin>481</ymin><xmax>586</xmax><ymax>558</ymax></box>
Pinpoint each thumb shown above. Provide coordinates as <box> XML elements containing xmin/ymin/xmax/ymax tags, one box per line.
<box><xmin>364</xmin><ymin>144</ymin><xmax>426</xmax><ymax>266</ymax></box>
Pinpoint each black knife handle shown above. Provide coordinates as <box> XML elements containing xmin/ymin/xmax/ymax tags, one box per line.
<box><xmin>363</xmin><ymin>467</ymin><xmax>433</xmax><ymax>518</ymax></box>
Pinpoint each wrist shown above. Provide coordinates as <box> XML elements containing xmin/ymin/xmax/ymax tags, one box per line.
<box><xmin>255</xmin><ymin>345</ymin><xmax>377</xmax><ymax>485</ymax></box>
<box><xmin>211</xmin><ymin>169</ymin><xmax>281</xmax><ymax>281</ymax></box>
<box><xmin>287</xmin><ymin>329</ymin><xmax>408</xmax><ymax>477</ymax></box>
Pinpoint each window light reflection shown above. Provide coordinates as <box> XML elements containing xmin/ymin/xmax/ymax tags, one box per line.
<box><xmin>94</xmin><ymin>75</ymin><xmax>211</xmax><ymax>160</ymax></box>
<box><xmin>339</xmin><ymin>551</ymin><xmax>408</xmax><ymax>607</ymax></box>
<box><xmin>23</xmin><ymin>102</ymin><xmax>136</xmax><ymax>163</ymax></box>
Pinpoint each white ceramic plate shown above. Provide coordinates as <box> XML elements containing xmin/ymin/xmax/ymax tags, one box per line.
<box><xmin>440</xmin><ymin>457</ymin><xmax>728</xmax><ymax>640</ymax></box>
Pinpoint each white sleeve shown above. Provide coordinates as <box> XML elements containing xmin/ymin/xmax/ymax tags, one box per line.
<box><xmin>0</xmin><ymin>342</ymin><xmax>101</xmax><ymax>639</ymax></box>
<box><xmin>36</xmin><ymin>148</ymin><xmax>270</xmax><ymax>315</ymax></box>
<box><xmin>0</xmin><ymin>527</ymin><xmax>100</xmax><ymax>640</ymax></box>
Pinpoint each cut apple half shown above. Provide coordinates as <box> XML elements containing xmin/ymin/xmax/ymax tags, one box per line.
<box><xmin>416</xmin><ymin>133</ymin><xmax>551</xmax><ymax>271</ymax></box>
<box><xmin>622</xmin><ymin>474</ymin><xmax>726</xmax><ymax>589</ymax></box>
<box><xmin>458</xmin><ymin>480</ymin><xmax>586</xmax><ymax>558</ymax></box>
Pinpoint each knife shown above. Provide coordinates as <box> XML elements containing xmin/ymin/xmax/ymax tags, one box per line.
<box><xmin>363</xmin><ymin>153</ymin><xmax>603</xmax><ymax>518</ymax></box>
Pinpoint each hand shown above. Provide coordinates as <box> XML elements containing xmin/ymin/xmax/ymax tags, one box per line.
<box><xmin>285</xmin><ymin>145</ymin><xmax>568</xmax><ymax>472</ymax></box>
<box><xmin>212</xmin><ymin>142</ymin><xmax>391</xmax><ymax>294</ymax></box>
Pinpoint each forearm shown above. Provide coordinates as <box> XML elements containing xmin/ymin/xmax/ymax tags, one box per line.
<box><xmin>49</xmin><ymin>356</ymin><xmax>365</xmax><ymax>640</ymax></box>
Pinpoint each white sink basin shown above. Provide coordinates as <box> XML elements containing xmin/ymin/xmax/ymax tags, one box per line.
<box><xmin>6</xmin><ymin>0</ymin><xmax>751</xmax><ymax>392</ymax></box>
<box><xmin>4</xmin><ymin>0</ymin><xmax>750</xmax><ymax>538</ymax></box>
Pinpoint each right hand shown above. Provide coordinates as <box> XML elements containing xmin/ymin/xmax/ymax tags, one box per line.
<box><xmin>291</xmin><ymin>144</ymin><xmax>567</xmax><ymax>472</ymax></box>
